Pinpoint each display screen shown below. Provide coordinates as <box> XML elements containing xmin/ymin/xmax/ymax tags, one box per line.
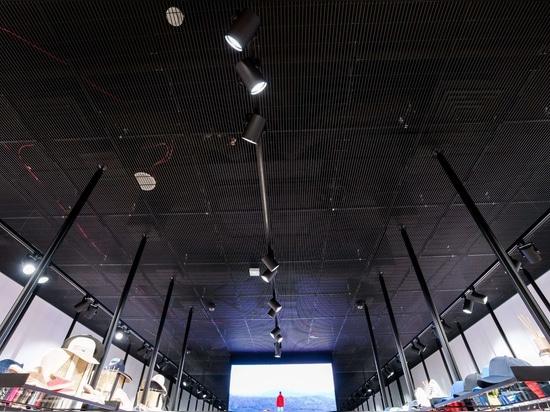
<box><xmin>228</xmin><ymin>361</ymin><xmax>337</xmax><ymax>412</ymax></box>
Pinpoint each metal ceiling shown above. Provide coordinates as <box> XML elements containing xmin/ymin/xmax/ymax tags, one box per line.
<box><xmin>1</xmin><ymin>0</ymin><xmax>550</xmax><ymax>409</ymax></box>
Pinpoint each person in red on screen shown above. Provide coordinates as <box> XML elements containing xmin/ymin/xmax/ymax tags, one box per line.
<box><xmin>276</xmin><ymin>391</ymin><xmax>284</xmax><ymax>411</ymax></box>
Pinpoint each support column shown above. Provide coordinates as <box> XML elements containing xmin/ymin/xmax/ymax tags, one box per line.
<box><xmin>456</xmin><ymin>321</ymin><xmax>479</xmax><ymax>373</ymax></box>
<box><xmin>486</xmin><ymin>302</ymin><xmax>516</xmax><ymax>357</ymax></box>
<box><xmin>400</xmin><ymin>226</ymin><xmax>461</xmax><ymax>382</ymax></box>
<box><xmin>0</xmin><ymin>165</ymin><xmax>105</xmax><ymax>347</ymax></box>
<box><xmin>433</xmin><ymin>150</ymin><xmax>550</xmax><ymax>341</ymax></box>
<box><xmin>379</xmin><ymin>273</ymin><xmax>415</xmax><ymax>400</ymax></box>
<box><xmin>171</xmin><ymin>306</ymin><xmax>194</xmax><ymax>410</ymax></box>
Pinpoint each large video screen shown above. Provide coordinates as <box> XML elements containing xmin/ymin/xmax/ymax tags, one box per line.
<box><xmin>228</xmin><ymin>360</ymin><xmax>337</xmax><ymax>412</ymax></box>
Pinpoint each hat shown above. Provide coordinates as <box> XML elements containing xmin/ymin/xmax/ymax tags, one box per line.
<box><xmin>477</xmin><ymin>356</ymin><xmax>531</xmax><ymax>388</ymax></box>
<box><xmin>62</xmin><ymin>335</ymin><xmax>104</xmax><ymax>362</ymax></box>
<box><xmin>0</xmin><ymin>359</ymin><xmax>23</xmax><ymax>374</ymax></box>
<box><xmin>453</xmin><ymin>372</ymin><xmax>482</xmax><ymax>396</ymax></box>
<box><xmin>63</xmin><ymin>336</ymin><xmax>99</xmax><ymax>364</ymax></box>
<box><xmin>107</xmin><ymin>358</ymin><xmax>132</xmax><ymax>383</ymax></box>
<box><xmin>151</xmin><ymin>374</ymin><xmax>167</xmax><ymax>395</ymax></box>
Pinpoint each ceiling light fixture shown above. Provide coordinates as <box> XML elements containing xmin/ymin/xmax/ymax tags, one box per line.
<box><xmin>356</xmin><ymin>300</ymin><xmax>365</xmax><ymax>310</ymax></box>
<box><xmin>260</xmin><ymin>268</ymin><xmax>277</xmax><ymax>283</ymax></box>
<box><xmin>235</xmin><ymin>59</ymin><xmax>267</xmax><ymax>95</ymax></box>
<box><xmin>270</xmin><ymin>319</ymin><xmax>281</xmax><ymax>340</ymax></box>
<box><xmin>208</xmin><ymin>301</ymin><xmax>216</xmax><ymax>312</ymax></box>
<box><xmin>37</xmin><ymin>275</ymin><xmax>49</xmax><ymax>284</ymax></box>
<box><xmin>262</xmin><ymin>252</ymin><xmax>279</xmax><ymax>272</ymax></box>
<box><xmin>242</xmin><ymin>113</ymin><xmax>266</xmax><ymax>145</ymax></box>
<box><xmin>268</xmin><ymin>296</ymin><xmax>282</xmax><ymax>313</ymax></box>
<box><xmin>22</xmin><ymin>253</ymin><xmax>39</xmax><ymax>275</ymax></box>
<box><xmin>462</xmin><ymin>296</ymin><xmax>474</xmax><ymax>314</ymax></box>
<box><xmin>469</xmin><ymin>289</ymin><xmax>488</xmax><ymax>305</ymax></box>
<box><xmin>74</xmin><ymin>297</ymin><xmax>91</xmax><ymax>313</ymax></box>
<box><xmin>267</xmin><ymin>307</ymin><xmax>277</xmax><ymax>318</ymax></box>
<box><xmin>225</xmin><ymin>8</ymin><xmax>260</xmax><ymax>52</ymax></box>
<box><xmin>385</xmin><ymin>366</ymin><xmax>394</xmax><ymax>378</ymax></box>
<box><xmin>440</xmin><ymin>317</ymin><xmax>453</xmax><ymax>333</ymax></box>
<box><xmin>274</xmin><ymin>341</ymin><xmax>282</xmax><ymax>358</ymax></box>
<box><xmin>115</xmin><ymin>325</ymin><xmax>127</xmax><ymax>341</ymax></box>
<box><xmin>518</xmin><ymin>242</ymin><xmax>542</xmax><ymax>264</ymax></box>
<box><xmin>83</xmin><ymin>302</ymin><xmax>98</xmax><ymax>319</ymax></box>
<box><xmin>413</xmin><ymin>338</ymin><xmax>426</xmax><ymax>353</ymax></box>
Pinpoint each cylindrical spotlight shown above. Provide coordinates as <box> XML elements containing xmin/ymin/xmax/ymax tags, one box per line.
<box><xmin>414</xmin><ymin>338</ymin><xmax>426</xmax><ymax>353</ymax></box>
<box><xmin>267</xmin><ymin>307</ymin><xmax>277</xmax><ymax>318</ymax></box>
<box><xmin>115</xmin><ymin>328</ymin><xmax>125</xmax><ymax>340</ymax></box>
<box><xmin>262</xmin><ymin>253</ymin><xmax>279</xmax><ymax>272</ymax></box>
<box><xmin>260</xmin><ymin>269</ymin><xmax>277</xmax><ymax>283</ymax></box>
<box><xmin>275</xmin><ymin>334</ymin><xmax>283</xmax><ymax>343</ymax></box>
<box><xmin>225</xmin><ymin>9</ymin><xmax>260</xmax><ymax>52</ymax></box>
<box><xmin>235</xmin><ymin>60</ymin><xmax>267</xmax><ymax>95</ymax></box>
<box><xmin>242</xmin><ymin>113</ymin><xmax>266</xmax><ymax>144</ymax></box>
<box><xmin>519</xmin><ymin>242</ymin><xmax>542</xmax><ymax>264</ymax></box>
<box><xmin>470</xmin><ymin>289</ymin><xmax>488</xmax><ymax>305</ymax></box>
<box><xmin>83</xmin><ymin>303</ymin><xmax>98</xmax><ymax>319</ymax></box>
<box><xmin>274</xmin><ymin>342</ymin><xmax>282</xmax><ymax>358</ymax></box>
<box><xmin>22</xmin><ymin>254</ymin><xmax>39</xmax><ymax>275</ymax></box>
<box><xmin>268</xmin><ymin>297</ymin><xmax>282</xmax><ymax>313</ymax></box>
<box><xmin>270</xmin><ymin>326</ymin><xmax>281</xmax><ymax>339</ymax></box>
<box><xmin>74</xmin><ymin>297</ymin><xmax>90</xmax><ymax>313</ymax></box>
<box><xmin>462</xmin><ymin>297</ymin><xmax>474</xmax><ymax>314</ymax></box>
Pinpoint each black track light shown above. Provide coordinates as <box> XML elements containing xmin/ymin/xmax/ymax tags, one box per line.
<box><xmin>274</xmin><ymin>341</ymin><xmax>282</xmax><ymax>358</ymax></box>
<box><xmin>440</xmin><ymin>317</ymin><xmax>452</xmax><ymax>333</ymax></box>
<box><xmin>356</xmin><ymin>300</ymin><xmax>365</xmax><ymax>310</ymax></box>
<box><xmin>385</xmin><ymin>366</ymin><xmax>394</xmax><ymax>378</ymax></box>
<box><xmin>462</xmin><ymin>296</ymin><xmax>474</xmax><ymax>314</ymax></box>
<box><xmin>242</xmin><ymin>113</ymin><xmax>266</xmax><ymax>145</ymax></box>
<box><xmin>83</xmin><ymin>302</ymin><xmax>98</xmax><ymax>319</ymax></box>
<box><xmin>270</xmin><ymin>325</ymin><xmax>282</xmax><ymax>340</ymax></box>
<box><xmin>137</xmin><ymin>343</ymin><xmax>149</xmax><ymax>357</ymax></box>
<box><xmin>519</xmin><ymin>242</ymin><xmax>542</xmax><ymax>264</ymax></box>
<box><xmin>22</xmin><ymin>253</ymin><xmax>39</xmax><ymax>275</ymax></box>
<box><xmin>74</xmin><ymin>297</ymin><xmax>90</xmax><ymax>313</ymax></box>
<box><xmin>225</xmin><ymin>9</ymin><xmax>260</xmax><ymax>52</ymax></box>
<box><xmin>262</xmin><ymin>253</ymin><xmax>279</xmax><ymax>272</ymax></box>
<box><xmin>235</xmin><ymin>59</ymin><xmax>267</xmax><ymax>95</ymax></box>
<box><xmin>268</xmin><ymin>296</ymin><xmax>282</xmax><ymax>313</ymax></box>
<box><xmin>267</xmin><ymin>307</ymin><xmax>277</xmax><ymax>318</ymax></box>
<box><xmin>413</xmin><ymin>338</ymin><xmax>426</xmax><ymax>353</ymax></box>
<box><xmin>469</xmin><ymin>289</ymin><xmax>488</xmax><ymax>305</ymax></box>
<box><xmin>260</xmin><ymin>268</ymin><xmax>277</xmax><ymax>283</ymax></box>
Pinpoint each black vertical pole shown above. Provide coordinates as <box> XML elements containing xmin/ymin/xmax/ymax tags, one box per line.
<box><xmin>171</xmin><ymin>307</ymin><xmax>194</xmax><ymax>410</ymax></box>
<box><xmin>361</xmin><ymin>303</ymin><xmax>388</xmax><ymax>408</ymax></box>
<box><xmin>379</xmin><ymin>273</ymin><xmax>415</xmax><ymax>400</ymax></box>
<box><xmin>142</xmin><ymin>277</ymin><xmax>175</xmax><ymax>405</ymax></box>
<box><xmin>135</xmin><ymin>359</ymin><xmax>148</xmax><ymax>407</ymax></box>
<box><xmin>396</xmin><ymin>377</ymin><xmax>405</xmax><ymax>405</ymax></box>
<box><xmin>64</xmin><ymin>312</ymin><xmax>80</xmax><ymax>342</ymax></box>
<box><xmin>433</xmin><ymin>150</ymin><xmax>550</xmax><ymax>341</ymax></box>
<box><xmin>456</xmin><ymin>321</ymin><xmax>480</xmax><ymax>373</ymax></box>
<box><xmin>400</xmin><ymin>226</ymin><xmax>461</xmax><ymax>382</ymax></box>
<box><xmin>91</xmin><ymin>233</ymin><xmax>148</xmax><ymax>386</ymax></box>
<box><xmin>387</xmin><ymin>381</ymin><xmax>394</xmax><ymax>407</ymax></box>
<box><xmin>365</xmin><ymin>397</ymin><xmax>370</xmax><ymax>411</ymax></box>
<box><xmin>521</xmin><ymin>267</ymin><xmax>550</xmax><ymax>312</ymax></box>
<box><xmin>420</xmin><ymin>352</ymin><xmax>430</xmax><ymax>381</ymax></box>
<box><xmin>0</xmin><ymin>165</ymin><xmax>105</xmax><ymax>347</ymax></box>
<box><xmin>486</xmin><ymin>302</ymin><xmax>517</xmax><ymax>357</ymax></box>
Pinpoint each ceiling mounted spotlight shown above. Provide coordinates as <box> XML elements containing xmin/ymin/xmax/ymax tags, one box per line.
<box><xmin>38</xmin><ymin>275</ymin><xmax>49</xmax><ymax>284</ymax></box>
<box><xmin>469</xmin><ymin>289</ymin><xmax>488</xmax><ymax>305</ymax></box>
<box><xmin>414</xmin><ymin>338</ymin><xmax>426</xmax><ymax>352</ymax></box>
<box><xmin>268</xmin><ymin>296</ymin><xmax>282</xmax><ymax>313</ymax></box>
<box><xmin>208</xmin><ymin>301</ymin><xmax>216</xmax><ymax>312</ymax></box>
<box><xmin>22</xmin><ymin>253</ymin><xmax>39</xmax><ymax>275</ymax></box>
<box><xmin>274</xmin><ymin>341</ymin><xmax>282</xmax><ymax>358</ymax></box>
<box><xmin>462</xmin><ymin>296</ymin><xmax>474</xmax><ymax>314</ymax></box>
<box><xmin>260</xmin><ymin>268</ymin><xmax>277</xmax><ymax>283</ymax></box>
<box><xmin>356</xmin><ymin>300</ymin><xmax>365</xmax><ymax>310</ymax></box>
<box><xmin>384</xmin><ymin>366</ymin><xmax>394</xmax><ymax>378</ymax></box>
<box><xmin>275</xmin><ymin>333</ymin><xmax>283</xmax><ymax>343</ymax></box>
<box><xmin>270</xmin><ymin>318</ymin><xmax>282</xmax><ymax>340</ymax></box>
<box><xmin>518</xmin><ymin>242</ymin><xmax>542</xmax><ymax>264</ymax></box>
<box><xmin>137</xmin><ymin>343</ymin><xmax>150</xmax><ymax>357</ymax></box>
<box><xmin>440</xmin><ymin>317</ymin><xmax>452</xmax><ymax>333</ymax></box>
<box><xmin>235</xmin><ymin>59</ymin><xmax>267</xmax><ymax>95</ymax></box>
<box><xmin>267</xmin><ymin>307</ymin><xmax>277</xmax><ymax>318</ymax></box>
<box><xmin>158</xmin><ymin>358</ymin><xmax>170</xmax><ymax>372</ymax></box>
<box><xmin>115</xmin><ymin>324</ymin><xmax>128</xmax><ymax>341</ymax></box>
<box><xmin>225</xmin><ymin>8</ymin><xmax>260</xmax><ymax>52</ymax></box>
<box><xmin>74</xmin><ymin>297</ymin><xmax>91</xmax><ymax>313</ymax></box>
<box><xmin>262</xmin><ymin>252</ymin><xmax>279</xmax><ymax>272</ymax></box>
<box><xmin>83</xmin><ymin>302</ymin><xmax>98</xmax><ymax>319</ymax></box>
<box><xmin>242</xmin><ymin>113</ymin><xmax>266</xmax><ymax>145</ymax></box>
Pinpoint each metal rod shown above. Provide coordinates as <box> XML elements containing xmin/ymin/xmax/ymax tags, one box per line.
<box><xmin>433</xmin><ymin>333</ymin><xmax>453</xmax><ymax>384</ymax></box>
<box><xmin>400</xmin><ymin>226</ymin><xmax>461</xmax><ymax>382</ymax></box>
<box><xmin>396</xmin><ymin>376</ymin><xmax>405</xmax><ymax>405</ymax></box>
<box><xmin>456</xmin><ymin>321</ymin><xmax>480</xmax><ymax>373</ymax></box>
<box><xmin>387</xmin><ymin>380</ymin><xmax>394</xmax><ymax>407</ymax></box>
<box><xmin>64</xmin><ymin>312</ymin><xmax>80</xmax><ymax>342</ymax></box>
<box><xmin>521</xmin><ymin>267</ymin><xmax>550</xmax><ymax>312</ymax></box>
<box><xmin>366</xmin><ymin>397</ymin><xmax>370</xmax><ymax>410</ymax></box>
<box><xmin>142</xmin><ymin>277</ymin><xmax>175</xmax><ymax>405</ymax></box>
<box><xmin>420</xmin><ymin>352</ymin><xmax>430</xmax><ymax>381</ymax></box>
<box><xmin>171</xmin><ymin>306</ymin><xmax>194</xmax><ymax>410</ymax></box>
<box><xmin>433</xmin><ymin>150</ymin><xmax>550</xmax><ymax>341</ymax></box>
<box><xmin>0</xmin><ymin>165</ymin><xmax>105</xmax><ymax>347</ymax></box>
<box><xmin>362</xmin><ymin>303</ymin><xmax>389</xmax><ymax>408</ymax></box>
<box><xmin>123</xmin><ymin>342</ymin><xmax>131</xmax><ymax>365</ymax></box>
<box><xmin>255</xmin><ymin>139</ymin><xmax>272</xmax><ymax>247</ymax></box>
<box><xmin>91</xmin><ymin>233</ymin><xmax>148</xmax><ymax>387</ymax></box>
<box><xmin>135</xmin><ymin>360</ymin><xmax>148</xmax><ymax>407</ymax></box>
<box><xmin>486</xmin><ymin>302</ymin><xmax>517</xmax><ymax>357</ymax></box>
<box><xmin>379</xmin><ymin>273</ymin><xmax>415</xmax><ymax>401</ymax></box>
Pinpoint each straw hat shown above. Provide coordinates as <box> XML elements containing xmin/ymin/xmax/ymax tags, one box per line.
<box><xmin>62</xmin><ymin>335</ymin><xmax>104</xmax><ymax>363</ymax></box>
<box><xmin>150</xmin><ymin>374</ymin><xmax>167</xmax><ymax>395</ymax></box>
<box><xmin>63</xmin><ymin>336</ymin><xmax>99</xmax><ymax>365</ymax></box>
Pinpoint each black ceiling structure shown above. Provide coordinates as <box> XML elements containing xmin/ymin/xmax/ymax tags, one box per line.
<box><xmin>1</xmin><ymin>1</ymin><xmax>550</xmax><ymax>409</ymax></box>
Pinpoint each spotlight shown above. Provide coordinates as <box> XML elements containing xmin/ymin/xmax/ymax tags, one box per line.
<box><xmin>270</xmin><ymin>326</ymin><xmax>282</xmax><ymax>340</ymax></box>
<box><xmin>235</xmin><ymin>59</ymin><xmax>267</xmax><ymax>95</ymax></box>
<box><xmin>260</xmin><ymin>268</ymin><xmax>277</xmax><ymax>283</ymax></box>
<box><xmin>469</xmin><ymin>289</ymin><xmax>488</xmax><ymax>305</ymax></box>
<box><xmin>414</xmin><ymin>338</ymin><xmax>426</xmax><ymax>352</ymax></box>
<box><xmin>356</xmin><ymin>300</ymin><xmax>365</xmax><ymax>310</ymax></box>
<box><xmin>262</xmin><ymin>253</ymin><xmax>279</xmax><ymax>272</ymax></box>
<box><xmin>74</xmin><ymin>297</ymin><xmax>91</xmax><ymax>313</ymax></box>
<box><xmin>519</xmin><ymin>242</ymin><xmax>542</xmax><ymax>264</ymax></box>
<box><xmin>275</xmin><ymin>334</ymin><xmax>283</xmax><ymax>343</ymax></box>
<box><xmin>83</xmin><ymin>303</ymin><xmax>98</xmax><ymax>319</ymax></box>
<box><xmin>208</xmin><ymin>302</ymin><xmax>216</xmax><ymax>312</ymax></box>
<box><xmin>137</xmin><ymin>343</ymin><xmax>149</xmax><ymax>357</ymax></box>
<box><xmin>225</xmin><ymin>8</ymin><xmax>260</xmax><ymax>52</ymax></box>
<box><xmin>115</xmin><ymin>325</ymin><xmax>126</xmax><ymax>341</ymax></box>
<box><xmin>242</xmin><ymin>113</ymin><xmax>266</xmax><ymax>145</ymax></box>
<box><xmin>267</xmin><ymin>307</ymin><xmax>277</xmax><ymax>318</ymax></box>
<box><xmin>462</xmin><ymin>296</ymin><xmax>474</xmax><ymax>314</ymax></box>
<box><xmin>274</xmin><ymin>341</ymin><xmax>282</xmax><ymax>358</ymax></box>
<box><xmin>441</xmin><ymin>317</ymin><xmax>452</xmax><ymax>333</ymax></box>
<box><xmin>158</xmin><ymin>358</ymin><xmax>170</xmax><ymax>372</ymax></box>
<box><xmin>268</xmin><ymin>297</ymin><xmax>282</xmax><ymax>313</ymax></box>
<box><xmin>22</xmin><ymin>254</ymin><xmax>39</xmax><ymax>275</ymax></box>
<box><xmin>385</xmin><ymin>366</ymin><xmax>394</xmax><ymax>378</ymax></box>
<box><xmin>38</xmin><ymin>275</ymin><xmax>49</xmax><ymax>284</ymax></box>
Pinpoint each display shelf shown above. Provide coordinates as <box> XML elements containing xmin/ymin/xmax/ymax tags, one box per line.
<box><xmin>0</xmin><ymin>373</ymin><xmax>118</xmax><ymax>410</ymax></box>
<box><xmin>432</xmin><ymin>366</ymin><xmax>550</xmax><ymax>411</ymax></box>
